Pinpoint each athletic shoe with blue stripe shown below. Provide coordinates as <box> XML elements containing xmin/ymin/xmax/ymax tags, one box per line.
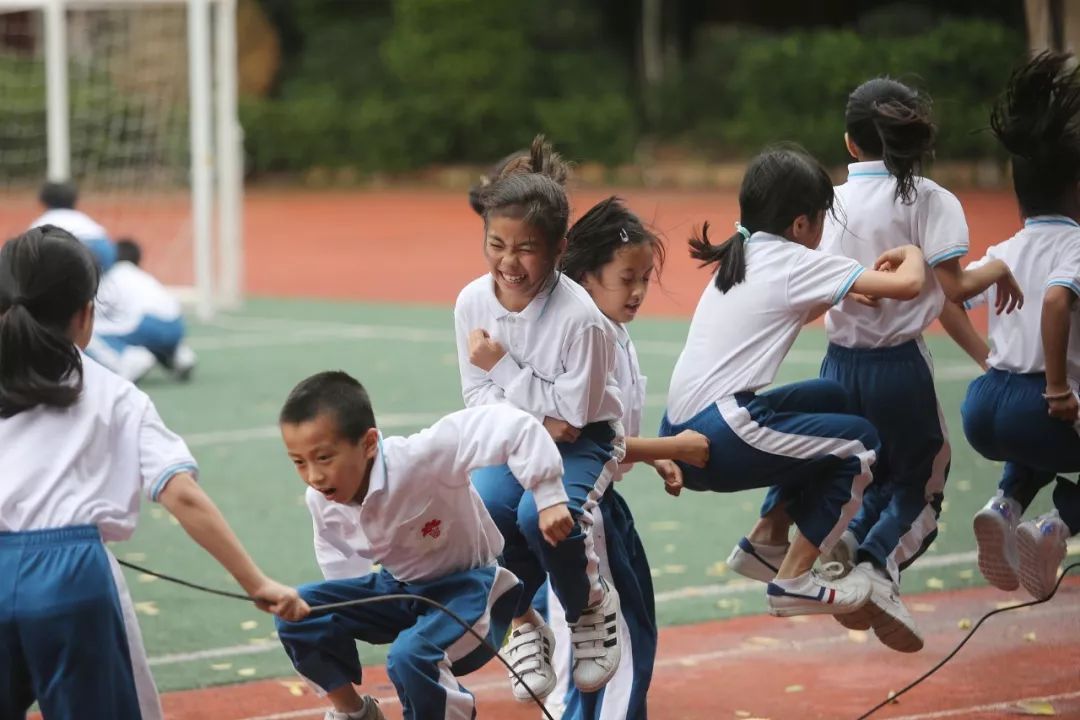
<box><xmin>1017</xmin><ymin>510</ymin><xmax>1070</xmax><ymax>600</ymax></box>
<box><xmin>766</xmin><ymin>562</ymin><xmax>872</xmax><ymax>617</ymax></box>
<box><xmin>727</xmin><ymin>536</ymin><xmax>788</xmax><ymax>583</ymax></box>
<box><xmin>973</xmin><ymin>493</ymin><xmax>1022</xmax><ymax>591</ymax></box>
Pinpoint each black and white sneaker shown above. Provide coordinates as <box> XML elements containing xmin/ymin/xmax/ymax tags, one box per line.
<box><xmin>504</xmin><ymin>621</ymin><xmax>556</xmax><ymax>702</ymax></box>
<box><xmin>570</xmin><ymin>579</ymin><xmax>621</xmax><ymax>692</ymax></box>
<box><xmin>323</xmin><ymin>695</ymin><xmax>385</xmax><ymax>720</ymax></box>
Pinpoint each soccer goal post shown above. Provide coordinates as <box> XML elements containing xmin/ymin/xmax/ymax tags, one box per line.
<box><xmin>0</xmin><ymin>0</ymin><xmax>243</xmax><ymax>318</ymax></box>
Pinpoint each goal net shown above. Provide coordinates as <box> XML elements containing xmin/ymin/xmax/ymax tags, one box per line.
<box><xmin>0</xmin><ymin>0</ymin><xmax>241</xmax><ymax>317</ymax></box>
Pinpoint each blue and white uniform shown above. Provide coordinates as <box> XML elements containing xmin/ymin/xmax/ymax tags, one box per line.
<box><xmin>0</xmin><ymin>355</ymin><xmax>197</xmax><ymax>719</ymax></box>
<box><xmin>660</xmin><ymin>232</ymin><xmax>879</xmax><ymax>552</ymax></box>
<box><xmin>548</xmin><ymin>322</ymin><xmax>656</xmax><ymax>719</ymax></box>
<box><xmin>275</xmin><ymin>405</ymin><xmax>567</xmax><ymax>720</ymax></box>
<box><xmin>88</xmin><ymin>260</ymin><xmax>190</xmax><ymax>379</ymax></box>
<box><xmin>29</xmin><ymin>208</ymin><xmax>116</xmax><ymax>271</ymax></box>
<box><xmin>807</xmin><ymin>160</ymin><xmax>966</xmax><ymax>578</ymax></box>
<box><xmin>961</xmin><ymin>216</ymin><xmax>1080</xmax><ymax>534</ymax></box>
<box><xmin>454</xmin><ymin>273</ymin><xmax>625</xmax><ymax>621</ymax></box>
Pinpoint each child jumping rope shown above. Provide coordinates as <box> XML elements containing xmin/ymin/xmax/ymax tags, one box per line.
<box><xmin>964</xmin><ymin>51</ymin><xmax>1080</xmax><ymax>601</ymax></box>
<box><xmin>729</xmin><ymin>78</ymin><xmax>1023</xmax><ymax>653</ymax></box>
<box><xmin>455</xmin><ymin>136</ymin><xmax>626</xmax><ymax>702</ymax></box>
<box><xmin>273</xmin><ymin>371</ymin><xmax>572</xmax><ymax>720</ymax></box>
<box><xmin>659</xmin><ymin>146</ymin><xmax>929</xmax><ymax>619</ymax></box>
<box><xmin>543</xmin><ymin>197</ymin><xmax>709</xmax><ymax>719</ymax></box>
<box><xmin>0</xmin><ymin>225</ymin><xmax>306</xmax><ymax>719</ymax></box>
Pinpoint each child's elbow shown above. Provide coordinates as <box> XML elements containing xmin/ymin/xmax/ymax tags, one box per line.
<box><xmin>1044</xmin><ymin>285</ymin><xmax>1077</xmax><ymax>313</ymax></box>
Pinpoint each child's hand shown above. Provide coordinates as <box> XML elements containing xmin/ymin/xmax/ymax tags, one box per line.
<box><xmin>468</xmin><ymin>329</ymin><xmax>506</xmax><ymax>372</ymax></box>
<box><xmin>653</xmin><ymin>459</ymin><xmax>684</xmax><ymax>497</ymax></box>
<box><xmin>675</xmin><ymin>429</ymin><xmax>710</xmax><ymax>468</ymax></box>
<box><xmin>874</xmin><ymin>244</ymin><xmax>921</xmax><ymax>272</ymax></box>
<box><xmin>543</xmin><ymin>417</ymin><xmax>581</xmax><ymax>443</ymax></box>
<box><xmin>251</xmin><ymin>579</ymin><xmax>310</xmax><ymax>622</ymax></box>
<box><xmin>538</xmin><ymin>503</ymin><xmax>575</xmax><ymax>546</ymax></box>
<box><xmin>993</xmin><ymin>267</ymin><xmax>1024</xmax><ymax>315</ymax></box>
<box><xmin>848</xmin><ymin>292</ymin><xmax>880</xmax><ymax>308</ymax></box>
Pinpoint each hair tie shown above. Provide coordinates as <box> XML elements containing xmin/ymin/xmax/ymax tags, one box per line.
<box><xmin>735</xmin><ymin>222</ymin><xmax>751</xmax><ymax>240</ymax></box>
<box><xmin>619</xmin><ymin>228</ymin><xmax>630</xmax><ymax>243</ymax></box>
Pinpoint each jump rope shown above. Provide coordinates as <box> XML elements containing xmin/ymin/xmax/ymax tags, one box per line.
<box><xmin>118</xmin><ymin>559</ymin><xmax>1080</xmax><ymax>720</ymax></box>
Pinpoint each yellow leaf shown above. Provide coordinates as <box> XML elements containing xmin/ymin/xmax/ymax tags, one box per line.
<box><xmin>1015</xmin><ymin>699</ymin><xmax>1056</xmax><ymax>715</ymax></box>
<box><xmin>735</xmin><ymin>713</ymin><xmax>752</xmax><ymax>719</ymax></box>
<box><xmin>137</xmin><ymin>574</ymin><xmax>157</xmax><ymax>584</ymax></box>
<box><xmin>241</xmin><ymin>620</ymin><xmax>258</xmax><ymax>631</ymax></box>
<box><xmin>663</xmin><ymin>564</ymin><xmax>687</xmax><ymax>575</ymax></box>
<box><xmin>280</xmin><ymin>680</ymin><xmax>306</xmax><ymax>697</ymax></box>
<box><xmin>784</xmin><ymin>684</ymin><xmax>804</xmax><ymax>693</ymax></box>
<box><xmin>237</xmin><ymin>667</ymin><xmax>256</xmax><ymax>677</ymax></box>
<box><xmin>848</xmin><ymin>630</ymin><xmax>869</xmax><ymax>643</ymax></box>
<box><xmin>748</xmin><ymin>636</ymin><xmax>781</xmax><ymax>646</ymax></box>
<box><xmin>210</xmin><ymin>663</ymin><xmax>232</xmax><ymax>671</ymax></box>
<box><xmin>706</xmin><ymin>561</ymin><xmax>728</xmax><ymax>577</ymax></box>
<box><xmin>958</xmin><ymin>618</ymin><xmax>972</xmax><ymax>630</ymax></box>
<box><xmin>1024</xmin><ymin>632</ymin><xmax>1037</xmax><ymax>642</ymax></box>
<box><xmin>925</xmin><ymin>577</ymin><xmax>945</xmax><ymax>589</ymax></box>
<box><xmin>958</xmin><ymin>569</ymin><xmax>974</xmax><ymax>580</ymax></box>
<box><xmin>134</xmin><ymin>601</ymin><xmax>159</xmax><ymax>617</ymax></box>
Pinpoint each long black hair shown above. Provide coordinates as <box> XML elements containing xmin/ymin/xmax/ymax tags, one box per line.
<box><xmin>689</xmin><ymin>146</ymin><xmax>834</xmax><ymax>293</ymax></box>
<box><xmin>476</xmin><ymin>135</ymin><xmax>572</xmax><ymax>253</ymax></box>
<box><xmin>991</xmin><ymin>51</ymin><xmax>1080</xmax><ymax>218</ymax></box>
<box><xmin>561</xmin><ymin>196</ymin><xmax>665</xmax><ymax>283</ymax></box>
<box><xmin>0</xmin><ymin>225</ymin><xmax>100</xmax><ymax>417</ymax></box>
<box><xmin>845</xmin><ymin>77</ymin><xmax>935</xmax><ymax>204</ymax></box>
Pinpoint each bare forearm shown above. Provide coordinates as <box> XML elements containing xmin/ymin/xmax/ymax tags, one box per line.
<box><xmin>158</xmin><ymin>474</ymin><xmax>267</xmax><ymax>595</ymax></box>
<box><xmin>625</xmin><ymin>436</ymin><xmax>683</xmax><ymax>464</ymax></box>
<box><xmin>1043</xmin><ymin>287</ymin><xmax>1075</xmax><ymax>391</ymax></box>
<box><xmin>939</xmin><ymin>301</ymin><xmax>989</xmax><ymax>369</ymax></box>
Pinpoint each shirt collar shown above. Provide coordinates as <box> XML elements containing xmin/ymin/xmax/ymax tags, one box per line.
<box><xmin>484</xmin><ymin>272</ymin><xmax>559</xmax><ymax>321</ymax></box>
<box><xmin>357</xmin><ymin>433</ymin><xmax>388</xmax><ymax>509</ymax></box>
<box><xmin>1024</xmin><ymin>214</ymin><xmax>1080</xmax><ymax>228</ymax></box>
<box><xmin>847</xmin><ymin>160</ymin><xmax>890</xmax><ymax>179</ymax></box>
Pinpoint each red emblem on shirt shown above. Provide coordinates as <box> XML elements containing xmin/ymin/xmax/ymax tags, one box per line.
<box><xmin>421</xmin><ymin>519</ymin><xmax>442</xmax><ymax>539</ymax></box>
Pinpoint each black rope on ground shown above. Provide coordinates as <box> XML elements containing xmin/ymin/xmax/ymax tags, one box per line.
<box><xmin>117</xmin><ymin>559</ymin><xmax>555</xmax><ymax>720</ymax></box>
<box><xmin>855</xmin><ymin>561</ymin><xmax>1080</xmax><ymax>719</ymax></box>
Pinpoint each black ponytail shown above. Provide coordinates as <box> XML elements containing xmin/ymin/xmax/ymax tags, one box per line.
<box><xmin>469</xmin><ymin>134</ymin><xmax>571</xmax><ymax>217</ymax></box>
<box><xmin>990</xmin><ymin>51</ymin><xmax>1080</xmax><ymax>217</ymax></box>
<box><xmin>692</xmin><ymin>146</ymin><xmax>834</xmax><ymax>293</ymax></box>
<box><xmin>0</xmin><ymin>225</ymin><xmax>100</xmax><ymax>417</ymax></box>
<box><xmin>561</xmin><ymin>196</ymin><xmax>666</xmax><ymax>283</ymax></box>
<box><xmin>846</xmin><ymin>78</ymin><xmax>935</xmax><ymax>204</ymax></box>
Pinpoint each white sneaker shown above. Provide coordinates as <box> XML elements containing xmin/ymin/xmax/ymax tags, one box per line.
<box><xmin>973</xmin><ymin>494</ymin><xmax>1022</xmax><ymax>591</ymax></box>
<box><xmin>765</xmin><ymin>562</ymin><xmax>872</xmax><ymax>617</ymax></box>
<box><xmin>171</xmin><ymin>343</ymin><xmax>197</xmax><ymax>382</ymax></box>
<box><xmin>504</xmin><ymin>621</ymin><xmax>556</xmax><ymax>702</ymax></box>
<box><xmin>727</xmin><ymin>536</ymin><xmax>788</xmax><ymax>583</ymax></box>
<box><xmin>570</xmin><ymin>580</ymin><xmax>621</xmax><ymax>692</ymax></box>
<box><xmin>1017</xmin><ymin>510</ymin><xmax>1070</xmax><ymax>600</ymax></box>
<box><xmin>117</xmin><ymin>346</ymin><xmax>157</xmax><ymax>383</ymax></box>
<box><xmin>822</xmin><ymin>529</ymin><xmax>859</xmax><ymax>571</ymax></box>
<box><xmin>856</xmin><ymin>562</ymin><xmax>924</xmax><ymax>653</ymax></box>
<box><xmin>324</xmin><ymin>696</ymin><xmax>385</xmax><ymax>720</ymax></box>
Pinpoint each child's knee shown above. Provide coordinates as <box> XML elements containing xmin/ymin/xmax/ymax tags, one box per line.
<box><xmin>386</xmin><ymin>638</ymin><xmax>429</xmax><ymax>682</ymax></box>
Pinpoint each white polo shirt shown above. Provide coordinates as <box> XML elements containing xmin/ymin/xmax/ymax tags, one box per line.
<box><xmin>614</xmin><ymin>323</ymin><xmax>645</xmax><ymax>478</ymax></box>
<box><xmin>29</xmin><ymin>208</ymin><xmax>109</xmax><ymax>241</ymax></box>
<box><xmin>0</xmin><ymin>354</ymin><xmax>197</xmax><ymax>540</ymax></box>
<box><xmin>454</xmin><ymin>272</ymin><xmax>623</xmax><ymax>428</ymax></box>
<box><xmin>95</xmin><ymin>261</ymin><xmax>184</xmax><ymax>336</ymax></box>
<box><xmin>306</xmin><ymin>405</ymin><xmax>568</xmax><ymax>583</ymax></box>
<box><xmin>665</xmin><ymin>233</ymin><xmax>864</xmax><ymax>425</ymax></box>
<box><xmin>966</xmin><ymin>216</ymin><xmax>1080</xmax><ymax>382</ymax></box>
<box><xmin>822</xmin><ymin>161</ymin><xmax>969</xmax><ymax>348</ymax></box>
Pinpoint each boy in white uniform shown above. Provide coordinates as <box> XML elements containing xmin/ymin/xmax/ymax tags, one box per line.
<box><xmin>29</xmin><ymin>181</ymin><xmax>117</xmax><ymax>271</ymax></box>
<box><xmin>274</xmin><ymin>370</ymin><xmax>573</xmax><ymax>720</ymax></box>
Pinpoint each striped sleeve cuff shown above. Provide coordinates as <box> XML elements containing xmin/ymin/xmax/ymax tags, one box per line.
<box><xmin>1047</xmin><ymin>279</ymin><xmax>1080</xmax><ymax>297</ymax></box>
<box><xmin>831</xmin><ymin>266</ymin><xmax>865</xmax><ymax>306</ymax></box>
<box><xmin>149</xmin><ymin>462</ymin><xmax>199</xmax><ymax>502</ymax></box>
<box><xmin>926</xmin><ymin>245</ymin><xmax>968</xmax><ymax>267</ymax></box>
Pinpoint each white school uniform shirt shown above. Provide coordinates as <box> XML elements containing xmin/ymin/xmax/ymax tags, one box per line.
<box><xmin>665</xmin><ymin>233</ymin><xmax>864</xmax><ymax>425</ymax></box>
<box><xmin>454</xmin><ymin>273</ymin><xmax>623</xmax><ymax>428</ymax></box>
<box><xmin>613</xmin><ymin>323</ymin><xmax>645</xmax><ymax>478</ymax></box>
<box><xmin>29</xmin><ymin>208</ymin><xmax>109</xmax><ymax>241</ymax></box>
<box><xmin>95</xmin><ymin>261</ymin><xmax>184</xmax><ymax>336</ymax></box>
<box><xmin>965</xmin><ymin>215</ymin><xmax>1080</xmax><ymax>384</ymax></box>
<box><xmin>0</xmin><ymin>354</ymin><xmax>197</xmax><ymax>540</ymax></box>
<box><xmin>305</xmin><ymin>405</ymin><xmax>568</xmax><ymax>583</ymax></box>
<box><xmin>822</xmin><ymin>161</ymin><xmax>969</xmax><ymax>348</ymax></box>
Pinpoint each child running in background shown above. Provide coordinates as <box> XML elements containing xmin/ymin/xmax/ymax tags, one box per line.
<box><xmin>964</xmin><ymin>52</ymin><xmax>1080</xmax><ymax>601</ymax></box>
<box><xmin>455</xmin><ymin>136</ymin><xmax>626</xmax><ymax>702</ymax></box>
<box><xmin>729</xmin><ymin>78</ymin><xmax>1023</xmax><ymax>653</ymax></box>
<box><xmin>88</xmin><ymin>238</ymin><xmax>198</xmax><ymax>383</ymax></box>
<box><xmin>659</xmin><ymin>146</ymin><xmax>930</xmax><ymax>619</ymax></box>
<box><xmin>541</xmin><ymin>197</ymin><xmax>709</xmax><ymax>719</ymax></box>
<box><xmin>29</xmin><ymin>180</ymin><xmax>117</xmax><ymax>271</ymax></box>
<box><xmin>274</xmin><ymin>371</ymin><xmax>572</xmax><ymax>720</ymax></box>
<box><xmin>0</xmin><ymin>225</ymin><xmax>306</xmax><ymax>719</ymax></box>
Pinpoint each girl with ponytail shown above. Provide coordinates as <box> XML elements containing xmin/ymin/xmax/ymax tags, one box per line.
<box><xmin>659</xmin><ymin>145</ymin><xmax>928</xmax><ymax>621</ymax></box>
<box><xmin>964</xmin><ymin>52</ymin><xmax>1080</xmax><ymax>603</ymax></box>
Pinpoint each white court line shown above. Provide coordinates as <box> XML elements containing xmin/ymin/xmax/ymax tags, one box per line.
<box><xmin>193</xmin><ymin>313</ymin><xmax>980</xmax><ymax>378</ymax></box>
<box><xmin>882</xmin><ymin>690</ymin><xmax>1080</xmax><ymax>720</ymax></box>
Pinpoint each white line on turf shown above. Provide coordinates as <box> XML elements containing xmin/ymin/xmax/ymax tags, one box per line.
<box><xmin>882</xmin><ymin>690</ymin><xmax>1080</xmax><ymax>720</ymax></box>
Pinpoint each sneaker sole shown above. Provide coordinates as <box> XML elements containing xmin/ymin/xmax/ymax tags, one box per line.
<box><xmin>833</xmin><ymin>606</ymin><xmax>873</xmax><ymax>631</ymax></box>
<box><xmin>973</xmin><ymin>510</ymin><xmax>1019</xmax><ymax>591</ymax></box>
<box><xmin>511</xmin><ymin>673</ymin><xmax>557</xmax><ymax>703</ymax></box>
<box><xmin>1017</xmin><ymin>525</ymin><xmax>1065</xmax><ymax>600</ymax></box>
<box><xmin>867</xmin><ymin>602</ymin><xmax>924</xmax><ymax>653</ymax></box>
